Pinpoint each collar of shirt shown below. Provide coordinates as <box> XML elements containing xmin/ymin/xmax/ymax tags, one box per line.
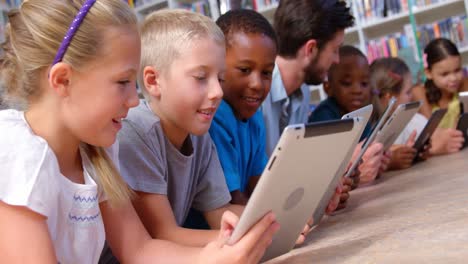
<box><xmin>270</xmin><ymin>65</ymin><xmax>306</xmax><ymax>112</ymax></box>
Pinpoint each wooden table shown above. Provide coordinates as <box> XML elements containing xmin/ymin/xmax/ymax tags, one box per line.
<box><xmin>267</xmin><ymin>149</ymin><xmax>468</xmax><ymax>264</ymax></box>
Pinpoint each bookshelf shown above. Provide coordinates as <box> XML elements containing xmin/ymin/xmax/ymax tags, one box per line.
<box><xmin>257</xmin><ymin>0</ymin><xmax>468</xmax><ymax>58</ymax></box>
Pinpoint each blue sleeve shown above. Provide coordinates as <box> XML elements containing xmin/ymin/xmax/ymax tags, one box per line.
<box><xmin>250</xmin><ymin>112</ymin><xmax>269</xmax><ymax>177</ymax></box>
<box><xmin>209</xmin><ymin>113</ymin><xmax>241</xmax><ymax>192</ymax></box>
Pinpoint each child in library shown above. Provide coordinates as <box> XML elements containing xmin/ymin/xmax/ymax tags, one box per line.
<box><xmin>0</xmin><ymin>1</ymin><xmax>278</xmax><ymax>263</ymax></box>
<box><xmin>413</xmin><ymin>38</ymin><xmax>467</xmax><ymax>126</ymax></box>
<box><xmin>308</xmin><ymin>45</ymin><xmax>388</xmax><ymax>183</ymax></box>
<box><xmin>208</xmin><ymin>9</ymin><xmax>276</xmax><ymax>205</ymax></box>
<box><xmin>369</xmin><ymin>57</ymin><xmax>431</xmax><ymax>170</ymax></box>
<box><xmin>411</xmin><ymin>38</ymin><xmax>465</xmax><ymax>154</ymax></box>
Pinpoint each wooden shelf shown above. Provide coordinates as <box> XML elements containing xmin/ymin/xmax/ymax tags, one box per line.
<box><xmin>458</xmin><ymin>45</ymin><xmax>468</xmax><ymax>54</ymax></box>
<box><xmin>360</xmin><ymin>0</ymin><xmax>464</xmax><ymax>30</ymax></box>
<box><xmin>345</xmin><ymin>26</ymin><xmax>359</xmax><ymax>34</ymax></box>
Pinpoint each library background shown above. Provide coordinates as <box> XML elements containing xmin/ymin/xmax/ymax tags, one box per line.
<box><xmin>1</xmin><ymin>0</ymin><xmax>468</xmax><ymax>106</ymax></box>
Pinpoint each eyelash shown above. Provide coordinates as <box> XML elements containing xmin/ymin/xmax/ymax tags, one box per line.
<box><xmin>194</xmin><ymin>75</ymin><xmax>207</xmax><ymax>81</ymax></box>
<box><xmin>118</xmin><ymin>80</ymin><xmax>130</xmax><ymax>85</ymax></box>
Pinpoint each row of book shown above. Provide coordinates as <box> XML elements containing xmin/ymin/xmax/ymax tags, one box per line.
<box><xmin>177</xmin><ymin>0</ymin><xmax>212</xmax><ymax>17</ymax></box>
<box><xmin>353</xmin><ymin>0</ymin><xmax>452</xmax><ymax>24</ymax></box>
<box><xmin>366</xmin><ymin>33</ymin><xmax>411</xmax><ymax>63</ymax></box>
<box><xmin>366</xmin><ymin>14</ymin><xmax>468</xmax><ymax>62</ymax></box>
<box><xmin>218</xmin><ymin>0</ymin><xmax>279</xmax><ymax>12</ymax></box>
<box><xmin>414</xmin><ymin>15</ymin><xmax>468</xmax><ymax>52</ymax></box>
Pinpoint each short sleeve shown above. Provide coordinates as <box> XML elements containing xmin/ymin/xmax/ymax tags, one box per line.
<box><xmin>0</xmin><ymin>110</ymin><xmax>57</xmax><ymax>218</ymax></box>
<box><xmin>191</xmin><ymin>139</ymin><xmax>231</xmax><ymax>212</ymax></box>
<box><xmin>209</xmin><ymin>115</ymin><xmax>241</xmax><ymax>192</ymax></box>
<box><xmin>249</xmin><ymin>112</ymin><xmax>269</xmax><ymax>177</ymax></box>
<box><xmin>117</xmin><ymin>120</ymin><xmax>168</xmax><ymax>195</ymax></box>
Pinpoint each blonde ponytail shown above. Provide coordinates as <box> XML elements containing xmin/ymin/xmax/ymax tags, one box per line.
<box><xmin>83</xmin><ymin>144</ymin><xmax>134</xmax><ymax>206</ymax></box>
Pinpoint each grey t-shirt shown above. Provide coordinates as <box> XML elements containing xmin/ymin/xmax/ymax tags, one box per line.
<box><xmin>118</xmin><ymin>101</ymin><xmax>231</xmax><ymax>225</ymax></box>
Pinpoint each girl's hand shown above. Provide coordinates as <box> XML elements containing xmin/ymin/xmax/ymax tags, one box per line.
<box><xmin>199</xmin><ymin>211</ymin><xmax>279</xmax><ymax>264</ymax></box>
<box><xmin>430</xmin><ymin>128</ymin><xmax>465</xmax><ymax>155</ymax></box>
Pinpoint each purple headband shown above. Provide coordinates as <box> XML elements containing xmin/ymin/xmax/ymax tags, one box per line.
<box><xmin>52</xmin><ymin>0</ymin><xmax>97</xmax><ymax>65</ymax></box>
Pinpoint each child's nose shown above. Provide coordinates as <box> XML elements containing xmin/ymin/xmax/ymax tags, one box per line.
<box><xmin>208</xmin><ymin>79</ymin><xmax>223</xmax><ymax>101</ymax></box>
<box><xmin>126</xmin><ymin>85</ymin><xmax>140</xmax><ymax>108</ymax></box>
<box><xmin>249</xmin><ymin>72</ymin><xmax>263</xmax><ymax>91</ymax></box>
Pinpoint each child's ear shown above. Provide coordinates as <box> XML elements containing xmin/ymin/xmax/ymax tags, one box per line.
<box><xmin>143</xmin><ymin>66</ymin><xmax>161</xmax><ymax>98</ymax></box>
<box><xmin>48</xmin><ymin>62</ymin><xmax>72</xmax><ymax>97</ymax></box>
<box><xmin>380</xmin><ymin>92</ymin><xmax>392</xmax><ymax>107</ymax></box>
<box><xmin>323</xmin><ymin>80</ymin><xmax>332</xmax><ymax>96</ymax></box>
<box><xmin>424</xmin><ymin>68</ymin><xmax>433</xmax><ymax>80</ymax></box>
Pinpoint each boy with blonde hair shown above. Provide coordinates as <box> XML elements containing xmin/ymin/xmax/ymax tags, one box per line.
<box><xmin>100</xmin><ymin>9</ymin><xmax>280</xmax><ymax>263</ymax></box>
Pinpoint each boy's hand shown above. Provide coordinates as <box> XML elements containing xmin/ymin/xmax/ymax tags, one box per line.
<box><xmin>200</xmin><ymin>211</ymin><xmax>279</xmax><ymax>264</ymax></box>
<box><xmin>388</xmin><ymin>145</ymin><xmax>416</xmax><ymax>170</ymax></box>
<box><xmin>325</xmin><ymin>183</ymin><xmax>344</xmax><ymax>215</ymax></box>
<box><xmin>347</xmin><ymin>166</ymin><xmax>360</xmax><ymax>190</ymax></box>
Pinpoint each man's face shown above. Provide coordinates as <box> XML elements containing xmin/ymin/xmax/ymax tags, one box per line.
<box><xmin>303</xmin><ymin>30</ymin><xmax>344</xmax><ymax>85</ymax></box>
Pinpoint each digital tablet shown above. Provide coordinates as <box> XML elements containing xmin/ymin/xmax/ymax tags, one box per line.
<box><xmin>343</xmin><ymin>97</ymin><xmax>397</xmax><ymax>178</ymax></box>
<box><xmin>413</xmin><ymin>109</ymin><xmax>447</xmax><ymax>162</ymax></box>
<box><xmin>227</xmin><ymin>118</ymin><xmax>366</xmax><ymax>262</ymax></box>
<box><xmin>458</xmin><ymin>91</ymin><xmax>468</xmax><ymax>114</ymax></box>
<box><xmin>375</xmin><ymin>101</ymin><xmax>422</xmax><ymax>151</ymax></box>
<box><xmin>456</xmin><ymin>113</ymin><xmax>468</xmax><ymax>149</ymax></box>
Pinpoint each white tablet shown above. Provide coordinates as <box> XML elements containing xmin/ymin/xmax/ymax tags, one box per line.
<box><xmin>343</xmin><ymin>97</ymin><xmax>396</xmax><ymax>178</ymax></box>
<box><xmin>227</xmin><ymin>117</ymin><xmax>366</xmax><ymax>262</ymax></box>
<box><xmin>309</xmin><ymin>105</ymin><xmax>374</xmax><ymax>225</ymax></box>
<box><xmin>375</xmin><ymin>101</ymin><xmax>422</xmax><ymax>151</ymax></box>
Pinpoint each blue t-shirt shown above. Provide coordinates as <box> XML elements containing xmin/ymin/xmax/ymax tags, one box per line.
<box><xmin>308</xmin><ymin>97</ymin><xmax>371</xmax><ymax>141</ymax></box>
<box><xmin>209</xmin><ymin>100</ymin><xmax>269</xmax><ymax>193</ymax></box>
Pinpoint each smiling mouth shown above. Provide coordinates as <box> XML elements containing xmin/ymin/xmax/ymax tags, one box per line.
<box><xmin>112</xmin><ymin>118</ymin><xmax>122</xmax><ymax>124</ymax></box>
<box><xmin>242</xmin><ymin>96</ymin><xmax>262</xmax><ymax>103</ymax></box>
<box><xmin>197</xmin><ymin>108</ymin><xmax>216</xmax><ymax>117</ymax></box>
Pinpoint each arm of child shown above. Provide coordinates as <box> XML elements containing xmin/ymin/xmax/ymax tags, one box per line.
<box><xmin>131</xmin><ymin>191</ymin><xmax>219</xmax><ymax>247</ymax></box>
<box><xmin>101</xmin><ymin>200</ymin><xmax>279</xmax><ymax>264</ymax></box>
<box><xmin>229</xmin><ymin>175</ymin><xmax>261</xmax><ymax>206</ymax></box>
<box><xmin>411</xmin><ymin>84</ymin><xmax>432</xmax><ymax>119</ymax></box>
<box><xmin>204</xmin><ymin>203</ymin><xmax>244</xmax><ymax>229</ymax></box>
<box><xmin>0</xmin><ymin>202</ymin><xmax>57</xmax><ymax>263</ymax></box>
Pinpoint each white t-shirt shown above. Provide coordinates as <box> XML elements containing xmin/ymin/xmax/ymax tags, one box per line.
<box><xmin>394</xmin><ymin>113</ymin><xmax>428</xmax><ymax>145</ymax></box>
<box><xmin>0</xmin><ymin>109</ymin><xmax>115</xmax><ymax>263</ymax></box>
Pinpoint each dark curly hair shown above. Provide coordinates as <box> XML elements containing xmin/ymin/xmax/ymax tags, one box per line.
<box><xmin>216</xmin><ymin>9</ymin><xmax>277</xmax><ymax>49</ymax></box>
